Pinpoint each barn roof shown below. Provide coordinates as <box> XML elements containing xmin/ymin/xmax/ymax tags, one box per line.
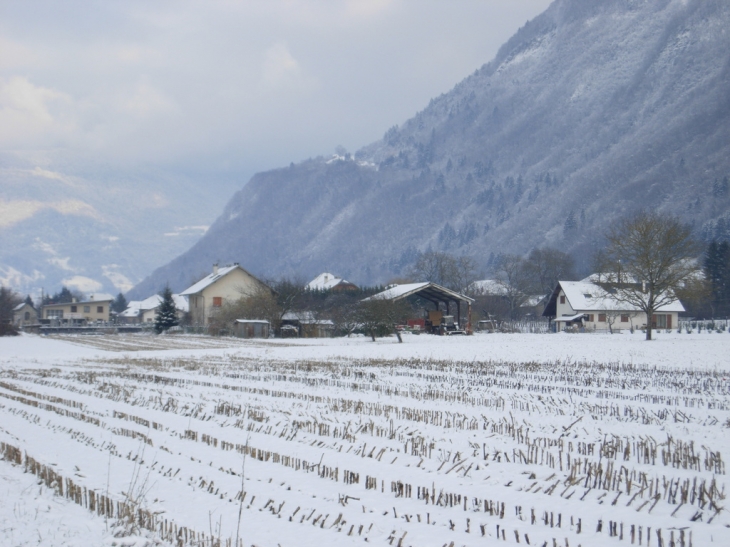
<box><xmin>362</xmin><ymin>282</ymin><xmax>474</xmax><ymax>304</ymax></box>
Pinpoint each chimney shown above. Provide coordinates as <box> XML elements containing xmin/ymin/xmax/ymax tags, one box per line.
<box><xmin>72</xmin><ymin>297</ymin><xmax>77</xmax><ymax>303</ymax></box>
<box><xmin>213</xmin><ymin>263</ymin><xmax>219</xmax><ymax>275</ymax></box>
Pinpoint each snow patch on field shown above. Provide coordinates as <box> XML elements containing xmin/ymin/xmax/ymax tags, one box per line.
<box><xmin>1</xmin><ymin>332</ymin><xmax>728</xmax><ymax>546</ymax></box>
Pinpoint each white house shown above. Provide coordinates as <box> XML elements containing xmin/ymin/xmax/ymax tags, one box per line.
<box><xmin>306</xmin><ymin>273</ymin><xmax>358</xmax><ymax>292</ymax></box>
<box><xmin>180</xmin><ymin>264</ymin><xmax>273</xmax><ymax>325</ymax></box>
<box><xmin>121</xmin><ymin>294</ymin><xmax>189</xmax><ymax>323</ymax></box>
<box><xmin>543</xmin><ymin>276</ymin><xmax>685</xmax><ymax>331</ymax></box>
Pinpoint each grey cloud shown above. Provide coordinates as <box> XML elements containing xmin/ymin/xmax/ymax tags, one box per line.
<box><xmin>0</xmin><ymin>1</ymin><xmax>551</xmax><ymax>178</ymax></box>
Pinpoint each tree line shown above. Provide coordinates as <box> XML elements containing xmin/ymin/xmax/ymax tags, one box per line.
<box><xmin>3</xmin><ymin>212</ymin><xmax>729</xmax><ymax>341</ymax></box>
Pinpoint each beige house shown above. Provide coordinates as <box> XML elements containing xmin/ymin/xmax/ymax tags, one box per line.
<box><xmin>13</xmin><ymin>303</ymin><xmax>38</xmax><ymax>327</ymax></box>
<box><xmin>181</xmin><ymin>264</ymin><xmax>272</xmax><ymax>325</ymax></box>
<box><xmin>543</xmin><ymin>277</ymin><xmax>684</xmax><ymax>332</ymax></box>
<box><xmin>42</xmin><ymin>298</ymin><xmax>112</xmax><ymax>324</ymax></box>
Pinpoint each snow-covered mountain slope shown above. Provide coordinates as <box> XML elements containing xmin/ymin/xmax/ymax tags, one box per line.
<box><xmin>131</xmin><ymin>0</ymin><xmax>730</xmax><ymax>296</ymax></box>
<box><xmin>0</xmin><ymin>156</ymin><xmax>236</xmax><ymax>298</ymax></box>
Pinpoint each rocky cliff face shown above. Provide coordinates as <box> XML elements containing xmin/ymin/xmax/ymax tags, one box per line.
<box><xmin>131</xmin><ymin>0</ymin><xmax>730</xmax><ymax>297</ymax></box>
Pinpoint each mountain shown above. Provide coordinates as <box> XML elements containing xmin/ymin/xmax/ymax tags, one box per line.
<box><xmin>130</xmin><ymin>0</ymin><xmax>730</xmax><ymax>298</ymax></box>
<box><xmin>0</xmin><ymin>156</ymin><xmax>238</xmax><ymax>298</ymax></box>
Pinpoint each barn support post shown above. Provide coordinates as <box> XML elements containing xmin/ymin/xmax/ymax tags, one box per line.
<box><xmin>467</xmin><ymin>302</ymin><xmax>472</xmax><ymax>334</ymax></box>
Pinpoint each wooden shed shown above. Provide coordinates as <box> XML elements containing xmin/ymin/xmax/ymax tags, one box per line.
<box><xmin>232</xmin><ymin>319</ymin><xmax>270</xmax><ymax>339</ymax></box>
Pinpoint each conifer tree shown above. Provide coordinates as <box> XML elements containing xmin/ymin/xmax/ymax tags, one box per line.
<box><xmin>111</xmin><ymin>293</ymin><xmax>128</xmax><ymax>314</ymax></box>
<box><xmin>154</xmin><ymin>286</ymin><xmax>179</xmax><ymax>334</ymax></box>
<box><xmin>704</xmin><ymin>240</ymin><xmax>730</xmax><ymax>316</ymax></box>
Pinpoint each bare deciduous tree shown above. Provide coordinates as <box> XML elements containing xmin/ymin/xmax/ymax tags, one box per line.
<box><xmin>523</xmin><ymin>247</ymin><xmax>576</xmax><ymax>294</ymax></box>
<box><xmin>408</xmin><ymin>251</ymin><xmax>478</xmax><ymax>292</ymax></box>
<box><xmin>494</xmin><ymin>254</ymin><xmax>532</xmax><ymax>319</ymax></box>
<box><xmin>358</xmin><ymin>297</ymin><xmax>412</xmax><ymax>342</ymax></box>
<box><xmin>597</xmin><ymin>211</ymin><xmax>700</xmax><ymax>340</ymax></box>
<box><xmin>209</xmin><ymin>287</ymin><xmax>281</xmax><ymax>335</ymax></box>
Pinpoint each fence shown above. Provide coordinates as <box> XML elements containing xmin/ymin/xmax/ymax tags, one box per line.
<box><xmin>499</xmin><ymin>319</ymin><xmax>551</xmax><ymax>334</ymax></box>
<box><xmin>678</xmin><ymin>319</ymin><xmax>729</xmax><ymax>332</ymax></box>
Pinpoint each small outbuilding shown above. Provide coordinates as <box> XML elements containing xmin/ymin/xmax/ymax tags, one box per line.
<box><xmin>280</xmin><ymin>311</ymin><xmax>335</xmax><ymax>338</ymax></box>
<box><xmin>13</xmin><ymin>302</ymin><xmax>38</xmax><ymax>328</ymax></box>
<box><xmin>232</xmin><ymin>319</ymin><xmax>270</xmax><ymax>339</ymax></box>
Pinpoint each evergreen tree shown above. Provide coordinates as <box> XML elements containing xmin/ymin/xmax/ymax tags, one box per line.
<box><xmin>111</xmin><ymin>293</ymin><xmax>128</xmax><ymax>314</ymax></box>
<box><xmin>0</xmin><ymin>286</ymin><xmax>21</xmax><ymax>336</ymax></box>
<box><xmin>154</xmin><ymin>286</ymin><xmax>179</xmax><ymax>334</ymax></box>
<box><xmin>24</xmin><ymin>295</ymin><xmax>34</xmax><ymax>308</ymax></box>
<box><xmin>704</xmin><ymin>240</ymin><xmax>730</xmax><ymax>316</ymax></box>
<box><xmin>54</xmin><ymin>286</ymin><xmax>74</xmax><ymax>303</ymax></box>
<box><xmin>563</xmin><ymin>210</ymin><xmax>577</xmax><ymax>235</ymax></box>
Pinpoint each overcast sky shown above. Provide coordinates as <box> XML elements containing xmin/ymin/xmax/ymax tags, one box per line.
<box><xmin>1</xmin><ymin>0</ymin><xmax>552</xmax><ymax>182</ymax></box>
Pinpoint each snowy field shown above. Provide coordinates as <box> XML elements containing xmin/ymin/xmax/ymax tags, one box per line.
<box><xmin>1</xmin><ymin>331</ymin><xmax>728</xmax><ymax>547</ymax></box>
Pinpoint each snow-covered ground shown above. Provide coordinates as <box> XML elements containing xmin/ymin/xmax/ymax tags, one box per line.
<box><xmin>1</xmin><ymin>331</ymin><xmax>728</xmax><ymax>546</ymax></box>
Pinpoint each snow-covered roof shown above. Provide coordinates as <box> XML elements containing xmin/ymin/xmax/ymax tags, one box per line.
<box><xmin>523</xmin><ymin>294</ymin><xmax>547</xmax><ymax>308</ymax></box>
<box><xmin>281</xmin><ymin>311</ymin><xmax>333</xmax><ymax>325</ymax></box>
<box><xmin>306</xmin><ymin>272</ymin><xmax>357</xmax><ymax>291</ymax></box>
<box><xmin>363</xmin><ymin>282</ymin><xmax>430</xmax><ymax>301</ymax></box>
<box><xmin>469</xmin><ymin>279</ymin><xmax>510</xmax><ymax>296</ymax></box>
<box><xmin>581</xmin><ymin>273</ymin><xmax>638</xmax><ymax>284</ymax></box>
<box><xmin>363</xmin><ymin>282</ymin><xmax>474</xmax><ymax>303</ymax></box>
<box><xmin>180</xmin><ymin>265</ymin><xmax>241</xmax><ymax>296</ymax></box>
<box><xmin>555</xmin><ymin>313</ymin><xmax>588</xmax><ymax>322</ymax></box>
<box><xmin>120</xmin><ymin>300</ymin><xmax>144</xmax><ymax>317</ymax></box>
<box><xmin>559</xmin><ymin>280</ymin><xmax>684</xmax><ymax>313</ymax></box>
<box><xmin>120</xmin><ymin>294</ymin><xmax>189</xmax><ymax>317</ymax></box>
<box><xmin>172</xmin><ymin>294</ymin><xmax>189</xmax><ymax>312</ymax></box>
<box><xmin>13</xmin><ymin>302</ymin><xmax>29</xmax><ymax>311</ymax></box>
<box><xmin>89</xmin><ymin>293</ymin><xmax>115</xmax><ymax>302</ymax></box>
<box><xmin>234</xmin><ymin>319</ymin><xmax>269</xmax><ymax>324</ymax></box>
<box><xmin>469</xmin><ymin>280</ymin><xmax>544</xmax><ymax>307</ymax></box>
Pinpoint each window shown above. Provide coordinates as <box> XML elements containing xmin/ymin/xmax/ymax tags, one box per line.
<box><xmin>71</xmin><ymin>305</ymin><xmax>77</xmax><ymax>313</ymax></box>
<box><xmin>587</xmin><ymin>314</ymin><xmax>594</xmax><ymax>322</ymax></box>
<box><xmin>560</xmin><ymin>295</ymin><xmax>566</xmax><ymax>304</ymax></box>
<box><xmin>653</xmin><ymin>314</ymin><xmax>668</xmax><ymax>329</ymax></box>
<box><xmin>598</xmin><ymin>313</ymin><xmax>606</xmax><ymax>323</ymax></box>
<box><xmin>47</xmin><ymin>309</ymin><xmax>63</xmax><ymax>319</ymax></box>
<box><xmin>621</xmin><ymin>314</ymin><xmax>629</xmax><ymax>323</ymax></box>
<box><xmin>84</xmin><ymin>306</ymin><xmax>90</xmax><ymax>313</ymax></box>
<box><xmin>213</xmin><ymin>297</ymin><xmax>222</xmax><ymax>307</ymax></box>
<box><xmin>24</xmin><ymin>311</ymin><xmax>30</xmax><ymax>320</ymax></box>
<box><xmin>97</xmin><ymin>306</ymin><xmax>103</xmax><ymax>313</ymax></box>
